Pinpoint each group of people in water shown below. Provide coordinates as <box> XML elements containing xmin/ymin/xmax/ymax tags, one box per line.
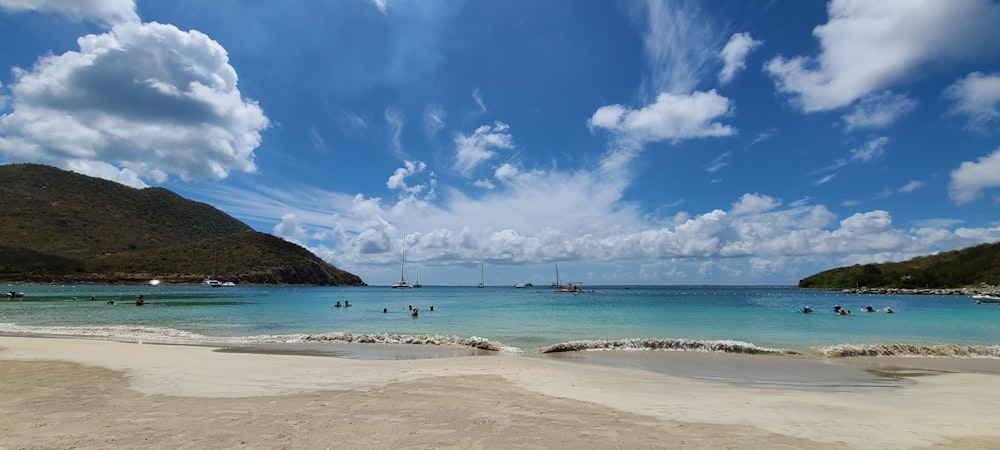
<box><xmin>335</xmin><ymin>301</ymin><xmax>434</xmax><ymax>317</ymax></box>
<box><xmin>87</xmin><ymin>295</ymin><xmax>144</xmax><ymax>306</ymax></box>
<box><xmin>801</xmin><ymin>304</ymin><xmax>893</xmax><ymax>314</ymax></box>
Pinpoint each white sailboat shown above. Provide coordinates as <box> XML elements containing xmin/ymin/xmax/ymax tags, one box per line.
<box><xmin>391</xmin><ymin>242</ymin><xmax>411</xmax><ymax>288</ymax></box>
<box><xmin>478</xmin><ymin>263</ymin><xmax>485</xmax><ymax>288</ymax></box>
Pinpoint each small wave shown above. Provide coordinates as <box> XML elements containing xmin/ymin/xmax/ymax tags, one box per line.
<box><xmin>822</xmin><ymin>343</ymin><xmax>1000</xmax><ymax>358</ymax></box>
<box><xmin>0</xmin><ymin>324</ymin><xmax>521</xmax><ymax>353</ymax></box>
<box><xmin>0</xmin><ymin>323</ymin><xmax>215</xmax><ymax>344</ymax></box>
<box><xmin>538</xmin><ymin>338</ymin><xmax>785</xmax><ymax>354</ymax></box>
<box><xmin>288</xmin><ymin>332</ymin><xmax>518</xmax><ymax>353</ymax></box>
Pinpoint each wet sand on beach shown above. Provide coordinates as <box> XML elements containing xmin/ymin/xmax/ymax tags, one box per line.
<box><xmin>2</xmin><ymin>336</ymin><xmax>999</xmax><ymax>449</ymax></box>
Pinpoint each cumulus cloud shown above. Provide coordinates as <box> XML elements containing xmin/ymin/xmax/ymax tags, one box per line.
<box><xmin>843</xmin><ymin>91</ymin><xmax>917</xmax><ymax>130</ymax></box>
<box><xmin>453</xmin><ymin>121</ymin><xmax>513</xmax><ymax>177</ymax></box>
<box><xmin>0</xmin><ymin>21</ymin><xmax>269</xmax><ymax>187</ymax></box>
<box><xmin>948</xmin><ymin>147</ymin><xmax>1000</xmax><ymax>204</ymax></box>
<box><xmin>0</xmin><ymin>0</ymin><xmax>139</xmax><ymax>25</ymax></box>
<box><xmin>588</xmin><ymin>90</ymin><xmax>735</xmax><ymax>148</ymax></box>
<box><xmin>766</xmin><ymin>0</ymin><xmax>1000</xmax><ymax>113</ymax></box>
<box><xmin>272</xmin><ymin>213</ymin><xmax>308</xmax><ymax>244</ymax></box>
<box><xmin>386</xmin><ymin>160</ymin><xmax>428</xmax><ymax>196</ymax></box>
<box><xmin>718</xmin><ymin>32</ymin><xmax>762</xmax><ymax>84</ymax></box>
<box><xmin>944</xmin><ymin>72</ymin><xmax>1000</xmax><ymax>131</ymax></box>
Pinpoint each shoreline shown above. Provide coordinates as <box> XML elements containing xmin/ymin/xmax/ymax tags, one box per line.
<box><xmin>2</xmin><ymin>335</ymin><xmax>999</xmax><ymax>448</ymax></box>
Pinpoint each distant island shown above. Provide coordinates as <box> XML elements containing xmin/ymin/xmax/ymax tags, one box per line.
<box><xmin>798</xmin><ymin>241</ymin><xmax>1000</xmax><ymax>295</ymax></box>
<box><xmin>0</xmin><ymin>163</ymin><xmax>366</xmax><ymax>286</ymax></box>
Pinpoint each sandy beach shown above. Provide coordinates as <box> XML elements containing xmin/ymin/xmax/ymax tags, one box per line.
<box><xmin>1</xmin><ymin>336</ymin><xmax>998</xmax><ymax>449</ymax></box>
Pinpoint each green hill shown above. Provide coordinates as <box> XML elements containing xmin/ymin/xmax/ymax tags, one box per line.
<box><xmin>0</xmin><ymin>163</ymin><xmax>365</xmax><ymax>286</ymax></box>
<box><xmin>798</xmin><ymin>242</ymin><xmax>1000</xmax><ymax>289</ymax></box>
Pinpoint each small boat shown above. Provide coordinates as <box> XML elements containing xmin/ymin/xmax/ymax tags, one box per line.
<box><xmin>4</xmin><ymin>291</ymin><xmax>25</xmax><ymax>298</ymax></box>
<box><xmin>973</xmin><ymin>294</ymin><xmax>1000</xmax><ymax>304</ymax></box>
<box><xmin>391</xmin><ymin>240</ymin><xmax>412</xmax><ymax>288</ymax></box>
<box><xmin>550</xmin><ymin>263</ymin><xmax>565</xmax><ymax>290</ymax></box>
<box><xmin>203</xmin><ymin>278</ymin><xmax>222</xmax><ymax>287</ymax></box>
<box><xmin>222</xmin><ymin>281</ymin><xmax>237</xmax><ymax>287</ymax></box>
<box><xmin>514</xmin><ymin>283</ymin><xmax>525</xmax><ymax>288</ymax></box>
<box><xmin>478</xmin><ymin>263</ymin><xmax>485</xmax><ymax>288</ymax></box>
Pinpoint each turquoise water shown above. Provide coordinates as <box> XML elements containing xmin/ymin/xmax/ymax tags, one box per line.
<box><xmin>2</xmin><ymin>284</ymin><xmax>999</xmax><ymax>356</ymax></box>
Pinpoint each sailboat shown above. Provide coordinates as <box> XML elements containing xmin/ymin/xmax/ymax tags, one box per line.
<box><xmin>391</xmin><ymin>242</ymin><xmax>411</xmax><ymax>288</ymax></box>
<box><xmin>203</xmin><ymin>247</ymin><xmax>222</xmax><ymax>287</ymax></box>
<box><xmin>412</xmin><ymin>260</ymin><xmax>422</xmax><ymax>288</ymax></box>
<box><xmin>550</xmin><ymin>263</ymin><xmax>565</xmax><ymax>290</ymax></box>
<box><xmin>478</xmin><ymin>263</ymin><xmax>485</xmax><ymax>288</ymax></box>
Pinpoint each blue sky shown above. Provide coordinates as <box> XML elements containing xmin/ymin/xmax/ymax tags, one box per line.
<box><xmin>2</xmin><ymin>0</ymin><xmax>1000</xmax><ymax>286</ymax></box>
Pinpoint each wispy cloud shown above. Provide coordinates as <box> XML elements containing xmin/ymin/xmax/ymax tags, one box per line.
<box><xmin>384</xmin><ymin>107</ymin><xmax>405</xmax><ymax>153</ymax></box>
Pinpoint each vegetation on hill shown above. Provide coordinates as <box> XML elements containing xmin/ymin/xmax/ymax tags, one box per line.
<box><xmin>0</xmin><ymin>163</ymin><xmax>365</xmax><ymax>285</ymax></box>
<box><xmin>798</xmin><ymin>242</ymin><xmax>1000</xmax><ymax>289</ymax></box>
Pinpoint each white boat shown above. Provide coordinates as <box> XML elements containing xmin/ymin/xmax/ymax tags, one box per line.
<box><xmin>222</xmin><ymin>281</ymin><xmax>237</xmax><ymax>287</ymax></box>
<box><xmin>514</xmin><ymin>283</ymin><xmax>525</xmax><ymax>288</ymax></box>
<box><xmin>478</xmin><ymin>263</ymin><xmax>485</xmax><ymax>288</ymax></box>
<box><xmin>973</xmin><ymin>294</ymin><xmax>1000</xmax><ymax>304</ymax></box>
<box><xmin>203</xmin><ymin>278</ymin><xmax>222</xmax><ymax>287</ymax></box>
<box><xmin>391</xmin><ymin>241</ymin><xmax>412</xmax><ymax>288</ymax></box>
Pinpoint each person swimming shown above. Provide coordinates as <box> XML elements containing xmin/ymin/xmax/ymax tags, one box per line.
<box><xmin>801</xmin><ymin>306</ymin><xmax>813</xmax><ymax>313</ymax></box>
<box><xmin>335</xmin><ymin>301</ymin><xmax>342</xmax><ymax>308</ymax></box>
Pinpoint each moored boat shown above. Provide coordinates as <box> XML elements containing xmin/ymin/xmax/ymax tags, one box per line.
<box><xmin>973</xmin><ymin>294</ymin><xmax>1000</xmax><ymax>304</ymax></box>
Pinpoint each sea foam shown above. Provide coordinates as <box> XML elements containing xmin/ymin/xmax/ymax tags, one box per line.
<box><xmin>538</xmin><ymin>338</ymin><xmax>785</xmax><ymax>354</ymax></box>
<box><xmin>821</xmin><ymin>343</ymin><xmax>1000</xmax><ymax>358</ymax></box>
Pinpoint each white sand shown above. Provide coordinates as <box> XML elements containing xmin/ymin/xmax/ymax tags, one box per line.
<box><xmin>2</xmin><ymin>336</ymin><xmax>998</xmax><ymax>449</ymax></box>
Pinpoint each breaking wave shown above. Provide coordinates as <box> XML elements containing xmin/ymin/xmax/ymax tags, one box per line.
<box><xmin>538</xmin><ymin>338</ymin><xmax>785</xmax><ymax>354</ymax></box>
<box><xmin>0</xmin><ymin>323</ymin><xmax>519</xmax><ymax>353</ymax></box>
<box><xmin>822</xmin><ymin>343</ymin><xmax>1000</xmax><ymax>358</ymax></box>
<box><xmin>269</xmin><ymin>332</ymin><xmax>518</xmax><ymax>353</ymax></box>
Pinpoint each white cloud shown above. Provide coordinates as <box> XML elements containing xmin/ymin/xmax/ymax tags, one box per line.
<box><xmin>898</xmin><ymin>180</ymin><xmax>925</xmax><ymax>194</ymax></box>
<box><xmin>453</xmin><ymin>121</ymin><xmax>513</xmax><ymax>177</ymax></box>
<box><xmin>308</xmin><ymin>127</ymin><xmax>327</xmax><ymax>152</ymax></box>
<box><xmin>471</xmin><ymin>89</ymin><xmax>487</xmax><ymax>115</ymax></box>
<box><xmin>273</xmin><ymin>213</ymin><xmax>308</xmax><ymax>244</ymax></box>
<box><xmin>766</xmin><ymin>0</ymin><xmax>1000</xmax><ymax>112</ymax></box>
<box><xmin>384</xmin><ymin>107</ymin><xmax>405</xmax><ymax>152</ymax></box>
<box><xmin>367</xmin><ymin>0</ymin><xmax>388</xmax><ymax>14</ymax></box>
<box><xmin>0</xmin><ymin>0</ymin><xmax>139</xmax><ymax>25</ymax></box>
<box><xmin>843</xmin><ymin>91</ymin><xmax>917</xmax><ymax>130</ymax></box>
<box><xmin>422</xmin><ymin>104</ymin><xmax>446</xmax><ymax>137</ymax></box>
<box><xmin>634</xmin><ymin>0</ymin><xmax>721</xmax><ymax>96</ymax></box>
<box><xmin>588</xmin><ymin>90</ymin><xmax>735</xmax><ymax>148</ymax></box>
<box><xmin>948</xmin><ymin>147</ymin><xmax>1000</xmax><ymax>204</ymax></box>
<box><xmin>944</xmin><ymin>72</ymin><xmax>1000</xmax><ymax>131</ymax></box>
<box><xmin>718</xmin><ymin>32</ymin><xmax>762</xmax><ymax>84</ymax></box>
<box><xmin>386</xmin><ymin>160</ymin><xmax>428</xmax><ymax>196</ymax></box>
<box><xmin>730</xmin><ymin>193</ymin><xmax>780</xmax><ymax>215</ymax></box>
<box><xmin>849</xmin><ymin>136</ymin><xmax>888</xmax><ymax>163</ymax></box>
<box><xmin>0</xmin><ymin>21</ymin><xmax>269</xmax><ymax>187</ymax></box>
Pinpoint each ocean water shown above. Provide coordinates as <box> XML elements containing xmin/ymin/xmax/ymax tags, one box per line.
<box><xmin>3</xmin><ymin>284</ymin><xmax>999</xmax><ymax>358</ymax></box>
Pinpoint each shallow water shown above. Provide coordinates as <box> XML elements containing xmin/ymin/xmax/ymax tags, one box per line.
<box><xmin>3</xmin><ymin>284</ymin><xmax>998</xmax><ymax>358</ymax></box>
